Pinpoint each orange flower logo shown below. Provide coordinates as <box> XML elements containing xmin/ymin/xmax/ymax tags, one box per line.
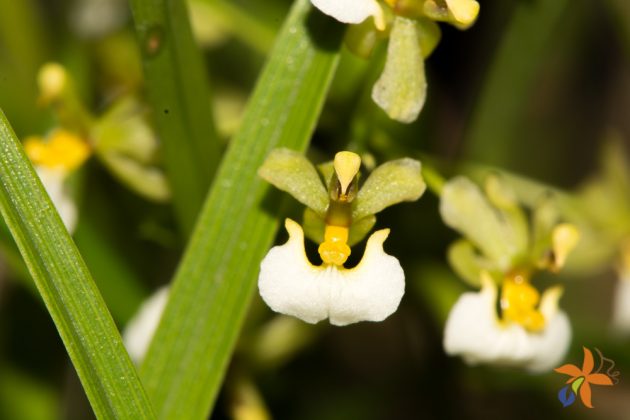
<box><xmin>554</xmin><ymin>347</ymin><xmax>620</xmax><ymax>408</ymax></box>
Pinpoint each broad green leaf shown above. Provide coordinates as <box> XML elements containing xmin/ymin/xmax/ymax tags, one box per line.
<box><xmin>354</xmin><ymin>158</ymin><xmax>426</xmax><ymax>220</ymax></box>
<box><xmin>139</xmin><ymin>1</ymin><xmax>344</xmax><ymax>418</ymax></box>
<box><xmin>259</xmin><ymin>148</ymin><xmax>328</xmax><ymax>215</ymax></box>
<box><xmin>129</xmin><ymin>0</ymin><xmax>222</xmax><ymax>236</ymax></box>
<box><xmin>371</xmin><ymin>16</ymin><xmax>426</xmax><ymax>123</ymax></box>
<box><xmin>0</xmin><ymin>110</ymin><xmax>155</xmax><ymax>419</ymax></box>
<box><xmin>440</xmin><ymin>176</ymin><xmax>523</xmax><ymax>270</ymax></box>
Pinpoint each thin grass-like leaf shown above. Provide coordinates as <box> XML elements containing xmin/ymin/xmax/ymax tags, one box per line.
<box><xmin>140</xmin><ymin>1</ymin><xmax>344</xmax><ymax>417</ymax></box>
<box><xmin>464</xmin><ymin>0</ymin><xmax>568</xmax><ymax>165</ymax></box>
<box><xmin>129</xmin><ymin>0</ymin><xmax>222</xmax><ymax>236</ymax></box>
<box><xmin>0</xmin><ymin>110</ymin><xmax>155</xmax><ymax>419</ymax></box>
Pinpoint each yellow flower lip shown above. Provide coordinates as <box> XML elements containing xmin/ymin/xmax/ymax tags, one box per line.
<box><xmin>318</xmin><ymin>225</ymin><xmax>351</xmax><ymax>266</ymax></box>
<box><xmin>500</xmin><ymin>273</ymin><xmax>545</xmax><ymax>332</ymax></box>
<box><xmin>24</xmin><ymin>130</ymin><xmax>91</xmax><ymax>173</ymax></box>
<box><xmin>333</xmin><ymin>151</ymin><xmax>361</xmax><ymax>195</ymax></box>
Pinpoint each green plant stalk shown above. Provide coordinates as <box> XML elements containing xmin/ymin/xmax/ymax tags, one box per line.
<box><xmin>0</xmin><ymin>110</ymin><xmax>155</xmax><ymax>419</ymax></box>
<box><xmin>139</xmin><ymin>0</ymin><xmax>344</xmax><ymax>417</ymax></box>
<box><xmin>129</xmin><ymin>0</ymin><xmax>222</xmax><ymax>237</ymax></box>
<box><xmin>463</xmin><ymin>0</ymin><xmax>569</xmax><ymax>166</ymax></box>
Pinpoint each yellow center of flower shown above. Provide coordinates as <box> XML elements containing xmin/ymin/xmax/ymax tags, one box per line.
<box><xmin>318</xmin><ymin>225</ymin><xmax>351</xmax><ymax>266</ymax></box>
<box><xmin>24</xmin><ymin>130</ymin><xmax>91</xmax><ymax>172</ymax></box>
<box><xmin>500</xmin><ymin>272</ymin><xmax>545</xmax><ymax>332</ymax></box>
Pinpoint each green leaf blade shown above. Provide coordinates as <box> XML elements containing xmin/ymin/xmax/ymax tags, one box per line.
<box><xmin>0</xmin><ymin>110</ymin><xmax>155</xmax><ymax>419</ymax></box>
<box><xmin>129</xmin><ymin>0</ymin><xmax>222</xmax><ymax>236</ymax></box>
<box><xmin>139</xmin><ymin>1</ymin><xmax>344</xmax><ymax>417</ymax></box>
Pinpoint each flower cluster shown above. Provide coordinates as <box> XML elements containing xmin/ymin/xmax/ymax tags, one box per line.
<box><xmin>439</xmin><ymin>176</ymin><xmax>580</xmax><ymax>372</ymax></box>
<box><xmin>310</xmin><ymin>0</ymin><xmax>480</xmax><ymax>123</ymax></box>
<box><xmin>23</xmin><ymin>62</ymin><xmax>171</xmax><ymax>233</ymax></box>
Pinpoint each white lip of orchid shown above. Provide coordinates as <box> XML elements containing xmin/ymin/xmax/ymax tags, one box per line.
<box><xmin>123</xmin><ymin>286</ymin><xmax>170</xmax><ymax>363</ymax></box>
<box><xmin>613</xmin><ymin>272</ymin><xmax>630</xmax><ymax>335</ymax></box>
<box><xmin>258</xmin><ymin>218</ymin><xmax>405</xmax><ymax>326</ymax></box>
<box><xmin>443</xmin><ymin>273</ymin><xmax>571</xmax><ymax>373</ymax></box>
<box><xmin>35</xmin><ymin>166</ymin><xmax>78</xmax><ymax>234</ymax></box>
<box><xmin>310</xmin><ymin>0</ymin><xmax>386</xmax><ymax>30</ymax></box>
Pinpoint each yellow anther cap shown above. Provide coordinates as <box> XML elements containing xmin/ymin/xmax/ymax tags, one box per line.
<box><xmin>333</xmin><ymin>151</ymin><xmax>361</xmax><ymax>194</ymax></box>
<box><xmin>551</xmin><ymin>224</ymin><xmax>580</xmax><ymax>271</ymax></box>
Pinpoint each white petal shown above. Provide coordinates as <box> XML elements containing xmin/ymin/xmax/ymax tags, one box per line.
<box><xmin>123</xmin><ymin>286</ymin><xmax>169</xmax><ymax>363</ymax></box>
<box><xmin>328</xmin><ymin>228</ymin><xmax>405</xmax><ymax>326</ymax></box>
<box><xmin>258</xmin><ymin>219</ymin><xmax>405</xmax><ymax>326</ymax></box>
<box><xmin>36</xmin><ymin>166</ymin><xmax>78</xmax><ymax>234</ymax></box>
<box><xmin>613</xmin><ymin>273</ymin><xmax>630</xmax><ymax>334</ymax></box>
<box><xmin>70</xmin><ymin>0</ymin><xmax>128</xmax><ymax>38</ymax></box>
<box><xmin>443</xmin><ymin>277</ymin><xmax>571</xmax><ymax>373</ymax></box>
<box><xmin>311</xmin><ymin>0</ymin><xmax>383</xmax><ymax>25</ymax></box>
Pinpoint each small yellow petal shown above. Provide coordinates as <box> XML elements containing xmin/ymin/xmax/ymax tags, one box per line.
<box><xmin>445</xmin><ymin>0</ymin><xmax>480</xmax><ymax>28</ymax></box>
<box><xmin>552</xmin><ymin>223</ymin><xmax>580</xmax><ymax>271</ymax></box>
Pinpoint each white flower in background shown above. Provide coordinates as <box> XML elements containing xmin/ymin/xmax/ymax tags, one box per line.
<box><xmin>70</xmin><ymin>0</ymin><xmax>128</xmax><ymax>38</ymax></box>
<box><xmin>258</xmin><ymin>149</ymin><xmax>426</xmax><ymax>326</ymax></box>
<box><xmin>259</xmin><ymin>219</ymin><xmax>404</xmax><ymax>326</ymax></box>
<box><xmin>311</xmin><ymin>0</ymin><xmax>385</xmax><ymax>29</ymax></box>
<box><xmin>444</xmin><ymin>272</ymin><xmax>571</xmax><ymax>373</ymax></box>
<box><xmin>439</xmin><ymin>176</ymin><xmax>579</xmax><ymax>372</ymax></box>
<box><xmin>308</xmin><ymin>0</ymin><xmax>480</xmax><ymax>123</ymax></box>
<box><xmin>612</xmin><ymin>243</ymin><xmax>630</xmax><ymax>334</ymax></box>
<box><xmin>123</xmin><ymin>286</ymin><xmax>170</xmax><ymax>363</ymax></box>
<box><xmin>24</xmin><ymin>130</ymin><xmax>91</xmax><ymax>234</ymax></box>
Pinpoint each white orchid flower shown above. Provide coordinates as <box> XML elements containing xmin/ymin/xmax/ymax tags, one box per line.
<box><xmin>123</xmin><ymin>286</ymin><xmax>170</xmax><ymax>363</ymax></box>
<box><xmin>24</xmin><ymin>130</ymin><xmax>91</xmax><ymax>234</ymax></box>
<box><xmin>311</xmin><ymin>0</ymin><xmax>385</xmax><ymax>29</ymax></box>
<box><xmin>257</xmin><ymin>150</ymin><xmax>426</xmax><ymax>326</ymax></box>
<box><xmin>444</xmin><ymin>272</ymin><xmax>571</xmax><ymax>373</ymax></box>
<box><xmin>259</xmin><ymin>218</ymin><xmax>404</xmax><ymax>326</ymax></box>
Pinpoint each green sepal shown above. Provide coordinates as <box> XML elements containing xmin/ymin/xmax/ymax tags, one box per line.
<box><xmin>530</xmin><ymin>193</ymin><xmax>559</xmax><ymax>268</ymax></box>
<box><xmin>354</xmin><ymin>157</ymin><xmax>426</xmax><ymax>220</ymax></box>
<box><xmin>440</xmin><ymin>176</ymin><xmax>524</xmax><ymax>271</ymax></box>
<box><xmin>416</xmin><ymin>18</ymin><xmax>441</xmax><ymax>58</ymax></box>
<box><xmin>303</xmin><ymin>207</ymin><xmax>325</xmax><ymax>245</ymax></box>
<box><xmin>91</xmin><ymin>97</ymin><xmax>171</xmax><ymax>202</ymax></box>
<box><xmin>447</xmin><ymin>239</ymin><xmax>501</xmax><ymax>287</ymax></box>
<box><xmin>317</xmin><ymin>160</ymin><xmax>334</xmax><ymax>186</ymax></box>
<box><xmin>344</xmin><ymin>18</ymin><xmax>383</xmax><ymax>59</ymax></box>
<box><xmin>303</xmin><ymin>208</ymin><xmax>376</xmax><ymax>247</ymax></box>
<box><xmin>348</xmin><ymin>214</ymin><xmax>377</xmax><ymax>246</ymax></box>
<box><xmin>484</xmin><ymin>175</ymin><xmax>529</xmax><ymax>258</ymax></box>
<box><xmin>259</xmin><ymin>148</ymin><xmax>329</xmax><ymax>216</ymax></box>
<box><xmin>371</xmin><ymin>16</ymin><xmax>427</xmax><ymax>123</ymax></box>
